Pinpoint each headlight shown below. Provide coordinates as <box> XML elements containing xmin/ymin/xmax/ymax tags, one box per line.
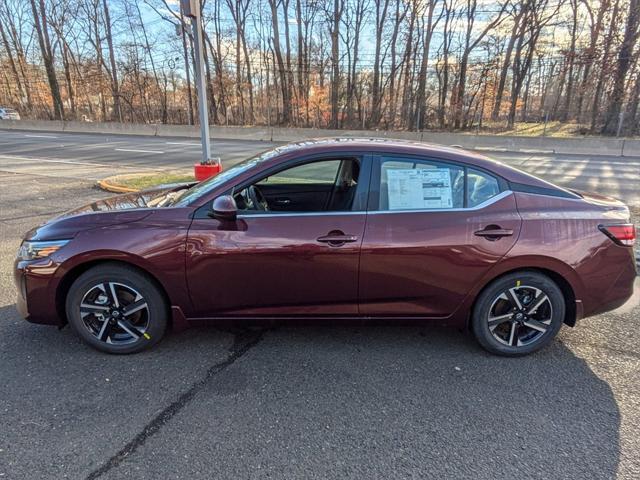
<box><xmin>17</xmin><ymin>240</ymin><xmax>71</xmax><ymax>261</ymax></box>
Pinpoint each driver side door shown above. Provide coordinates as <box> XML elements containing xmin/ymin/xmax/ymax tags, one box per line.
<box><xmin>185</xmin><ymin>155</ymin><xmax>370</xmax><ymax>317</ymax></box>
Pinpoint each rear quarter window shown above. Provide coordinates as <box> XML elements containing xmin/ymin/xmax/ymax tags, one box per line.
<box><xmin>467</xmin><ymin>168</ymin><xmax>501</xmax><ymax>207</ymax></box>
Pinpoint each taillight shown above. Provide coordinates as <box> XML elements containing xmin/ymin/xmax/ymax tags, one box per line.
<box><xmin>599</xmin><ymin>224</ymin><xmax>636</xmax><ymax>246</ymax></box>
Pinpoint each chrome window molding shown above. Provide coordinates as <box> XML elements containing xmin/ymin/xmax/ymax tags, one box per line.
<box><xmin>236</xmin><ymin>190</ymin><xmax>513</xmax><ymax>219</ymax></box>
<box><xmin>369</xmin><ymin>190</ymin><xmax>513</xmax><ymax>215</ymax></box>
<box><xmin>238</xmin><ymin>210</ymin><xmax>365</xmax><ymax>218</ymax></box>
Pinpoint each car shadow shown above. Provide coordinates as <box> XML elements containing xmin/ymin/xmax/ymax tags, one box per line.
<box><xmin>0</xmin><ymin>305</ymin><xmax>621</xmax><ymax>479</ymax></box>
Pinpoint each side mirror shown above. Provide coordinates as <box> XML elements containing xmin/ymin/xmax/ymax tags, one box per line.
<box><xmin>210</xmin><ymin>195</ymin><xmax>238</xmax><ymax>221</ymax></box>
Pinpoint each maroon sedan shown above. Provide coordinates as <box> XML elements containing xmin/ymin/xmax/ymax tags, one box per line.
<box><xmin>14</xmin><ymin>139</ymin><xmax>636</xmax><ymax>355</ymax></box>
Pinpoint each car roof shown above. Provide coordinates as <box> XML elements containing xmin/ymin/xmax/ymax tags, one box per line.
<box><xmin>268</xmin><ymin>137</ymin><xmax>558</xmax><ymax>189</ymax></box>
<box><xmin>272</xmin><ymin>137</ymin><xmax>471</xmax><ymax>156</ymax></box>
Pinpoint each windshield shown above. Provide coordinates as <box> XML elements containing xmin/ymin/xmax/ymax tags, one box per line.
<box><xmin>171</xmin><ymin>147</ymin><xmax>281</xmax><ymax>206</ymax></box>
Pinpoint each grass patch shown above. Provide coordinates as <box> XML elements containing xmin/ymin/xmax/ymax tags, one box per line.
<box><xmin>116</xmin><ymin>172</ymin><xmax>195</xmax><ymax>190</ymax></box>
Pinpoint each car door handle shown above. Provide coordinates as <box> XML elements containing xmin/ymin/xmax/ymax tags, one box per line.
<box><xmin>474</xmin><ymin>227</ymin><xmax>514</xmax><ymax>239</ymax></box>
<box><xmin>274</xmin><ymin>198</ymin><xmax>291</xmax><ymax>205</ymax></box>
<box><xmin>317</xmin><ymin>234</ymin><xmax>359</xmax><ymax>246</ymax></box>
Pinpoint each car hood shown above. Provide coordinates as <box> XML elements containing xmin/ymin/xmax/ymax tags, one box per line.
<box><xmin>60</xmin><ymin>183</ymin><xmax>193</xmax><ymax>217</ymax></box>
<box><xmin>24</xmin><ymin>183</ymin><xmax>194</xmax><ymax>241</ymax></box>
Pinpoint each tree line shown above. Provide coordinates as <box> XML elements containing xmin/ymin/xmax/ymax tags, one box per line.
<box><xmin>0</xmin><ymin>0</ymin><xmax>639</xmax><ymax>135</ymax></box>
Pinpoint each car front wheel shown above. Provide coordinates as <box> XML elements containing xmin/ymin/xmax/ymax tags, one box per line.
<box><xmin>65</xmin><ymin>264</ymin><xmax>167</xmax><ymax>354</ymax></box>
<box><xmin>471</xmin><ymin>271</ymin><xmax>565</xmax><ymax>356</ymax></box>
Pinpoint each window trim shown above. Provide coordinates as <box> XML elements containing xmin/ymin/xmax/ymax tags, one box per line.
<box><xmin>508</xmin><ymin>181</ymin><xmax>580</xmax><ymax>199</ymax></box>
<box><xmin>367</xmin><ymin>190</ymin><xmax>513</xmax><ymax>215</ymax></box>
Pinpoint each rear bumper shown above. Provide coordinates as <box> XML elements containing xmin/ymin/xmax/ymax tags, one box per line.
<box><xmin>581</xmin><ymin>247</ymin><xmax>637</xmax><ymax>319</ymax></box>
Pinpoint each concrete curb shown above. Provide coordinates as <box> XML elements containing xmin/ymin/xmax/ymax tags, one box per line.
<box><xmin>97</xmin><ymin>171</ymin><xmax>195</xmax><ymax>193</ymax></box>
<box><xmin>97</xmin><ymin>177</ymin><xmax>140</xmax><ymax>193</ymax></box>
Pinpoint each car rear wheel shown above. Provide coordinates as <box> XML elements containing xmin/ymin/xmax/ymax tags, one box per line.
<box><xmin>65</xmin><ymin>264</ymin><xmax>167</xmax><ymax>354</ymax></box>
<box><xmin>471</xmin><ymin>271</ymin><xmax>565</xmax><ymax>356</ymax></box>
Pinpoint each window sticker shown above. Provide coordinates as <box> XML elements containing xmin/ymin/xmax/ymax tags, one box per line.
<box><xmin>387</xmin><ymin>168</ymin><xmax>453</xmax><ymax>210</ymax></box>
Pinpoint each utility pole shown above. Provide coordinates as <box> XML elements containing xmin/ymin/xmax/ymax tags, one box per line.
<box><xmin>181</xmin><ymin>0</ymin><xmax>212</xmax><ymax>164</ymax></box>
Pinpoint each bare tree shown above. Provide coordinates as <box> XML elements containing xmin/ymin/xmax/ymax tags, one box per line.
<box><xmin>268</xmin><ymin>0</ymin><xmax>291</xmax><ymax>124</ymax></box>
<box><xmin>0</xmin><ymin>0</ymin><xmax>638</xmax><ymax>135</ymax></box>
<box><xmin>328</xmin><ymin>0</ymin><xmax>344</xmax><ymax>128</ymax></box>
<box><xmin>29</xmin><ymin>0</ymin><xmax>64</xmax><ymax>119</ymax></box>
<box><xmin>491</xmin><ymin>3</ymin><xmax>525</xmax><ymax>121</ymax></box>
<box><xmin>575</xmin><ymin>0</ymin><xmax>609</xmax><ymax>121</ymax></box>
<box><xmin>602</xmin><ymin>0</ymin><xmax>639</xmax><ymax>134</ymax></box>
<box><xmin>412</xmin><ymin>0</ymin><xmax>440</xmax><ymax>130</ymax></box>
<box><xmin>507</xmin><ymin>0</ymin><xmax>559</xmax><ymax>127</ymax></box>
<box><xmin>452</xmin><ymin>0</ymin><xmax>508</xmax><ymax>129</ymax></box>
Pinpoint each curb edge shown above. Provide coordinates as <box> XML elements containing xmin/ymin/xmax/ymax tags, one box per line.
<box><xmin>97</xmin><ymin>178</ymin><xmax>140</xmax><ymax>194</ymax></box>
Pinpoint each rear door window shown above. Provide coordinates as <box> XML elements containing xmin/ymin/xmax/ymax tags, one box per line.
<box><xmin>378</xmin><ymin>158</ymin><xmax>464</xmax><ymax>210</ymax></box>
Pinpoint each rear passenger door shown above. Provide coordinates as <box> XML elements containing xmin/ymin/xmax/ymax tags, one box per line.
<box><xmin>359</xmin><ymin>155</ymin><xmax>522</xmax><ymax>318</ymax></box>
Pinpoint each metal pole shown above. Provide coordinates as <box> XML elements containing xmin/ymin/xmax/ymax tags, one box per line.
<box><xmin>543</xmin><ymin>111</ymin><xmax>549</xmax><ymax>137</ymax></box>
<box><xmin>179</xmin><ymin>9</ymin><xmax>194</xmax><ymax>126</ymax></box>
<box><xmin>190</xmin><ymin>10</ymin><xmax>211</xmax><ymax>164</ymax></box>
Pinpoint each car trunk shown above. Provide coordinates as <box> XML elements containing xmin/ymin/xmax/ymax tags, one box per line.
<box><xmin>570</xmin><ymin>189</ymin><xmax>630</xmax><ymax>213</ymax></box>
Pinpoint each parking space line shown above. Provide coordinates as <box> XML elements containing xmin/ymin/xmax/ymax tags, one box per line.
<box><xmin>77</xmin><ymin>143</ymin><xmax>127</xmax><ymax>149</ymax></box>
<box><xmin>0</xmin><ymin>154</ymin><xmax>159</xmax><ymax>170</ymax></box>
<box><xmin>24</xmin><ymin>134</ymin><xmax>58</xmax><ymax>139</ymax></box>
<box><xmin>115</xmin><ymin>148</ymin><xmax>165</xmax><ymax>154</ymax></box>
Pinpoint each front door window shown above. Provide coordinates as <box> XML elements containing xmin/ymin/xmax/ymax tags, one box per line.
<box><xmin>233</xmin><ymin>158</ymin><xmax>361</xmax><ymax>213</ymax></box>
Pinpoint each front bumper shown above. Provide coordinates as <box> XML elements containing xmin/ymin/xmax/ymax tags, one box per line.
<box><xmin>14</xmin><ymin>258</ymin><xmax>63</xmax><ymax>325</ymax></box>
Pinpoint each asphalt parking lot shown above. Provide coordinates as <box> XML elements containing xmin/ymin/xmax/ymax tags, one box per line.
<box><xmin>1</xmin><ymin>136</ymin><xmax>639</xmax><ymax>479</ymax></box>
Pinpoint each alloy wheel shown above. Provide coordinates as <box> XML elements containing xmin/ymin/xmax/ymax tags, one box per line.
<box><xmin>487</xmin><ymin>285</ymin><xmax>553</xmax><ymax>348</ymax></box>
<box><xmin>79</xmin><ymin>282</ymin><xmax>150</xmax><ymax>345</ymax></box>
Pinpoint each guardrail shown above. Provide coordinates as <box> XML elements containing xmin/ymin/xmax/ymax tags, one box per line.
<box><xmin>1</xmin><ymin>119</ymin><xmax>638</xmax><ymax>157</ymax></box>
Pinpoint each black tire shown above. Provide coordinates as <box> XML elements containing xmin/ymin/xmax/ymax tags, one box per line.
<box><xmin>471</xmin><ymin>271</ymin><xmax>565</xmax><ymax>356</ymax></box>
<box><xmin>65</xmin><ymin>263</ymin><xmax>167</xmax><ymax>354</ymax></box>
